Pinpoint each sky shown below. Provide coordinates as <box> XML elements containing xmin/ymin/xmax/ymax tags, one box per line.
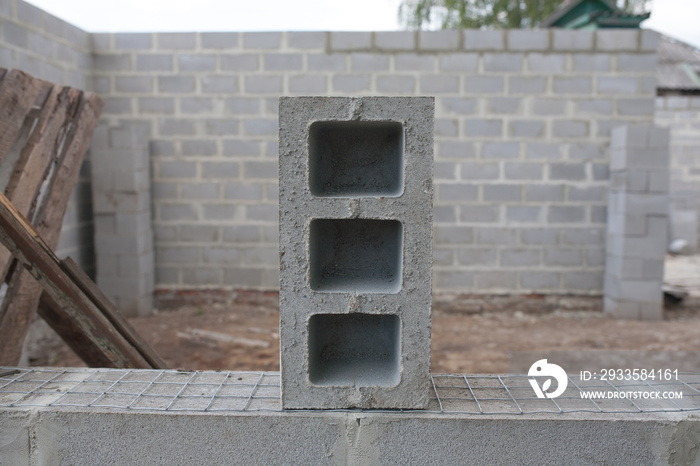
<box><xmin>23</xmin><ymin>0</ymin><xmax>700</xmax><ymax>49</ymax></box>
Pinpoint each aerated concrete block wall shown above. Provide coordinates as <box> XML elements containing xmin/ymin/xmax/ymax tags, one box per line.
<box><xmin>279</xmin><ymin>97</ymin><xmax>433</xmax><ymax>409</ymax></box>
<box><xmin>655</xmin><ymin>95</ymin><xmax>700</xmax><ymax>251</ymax></box>
<box><xmin>604</xmin><ymin>124</ymin><xmax>670</xmax><ymax>320</ymax></box>
<box><xmin>0</xmin><ymin>0</ymin><xmax>95</xmax><ymax>275</ymax></box>
<box><xmin>89</xmin><ymin>28</ymin><xmax>660</xmax><ymax>295</ymax></box>
<box><xmin>90</xmin><ymin>123</ymin><xmax>155</xmax><ymax>317</ymax></box>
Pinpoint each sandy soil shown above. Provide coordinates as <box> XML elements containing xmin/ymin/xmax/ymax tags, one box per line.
<box><xmin>33</xmin><ymin>297</ymin><xmax>700</xmax><ymax>374</ymax></box>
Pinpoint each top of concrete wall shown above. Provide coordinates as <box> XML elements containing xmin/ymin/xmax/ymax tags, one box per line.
<box><xmin>91</xmin><ymin>29</ymin><xmax>660</xmax><ymax>54</ymax></box>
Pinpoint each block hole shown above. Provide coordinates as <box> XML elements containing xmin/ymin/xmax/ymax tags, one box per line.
<box><xmin>309</xmin><ymin>218</ymin><xmax>402</xmax><ymax>293</ymax></box>
<box><xmin>308</xmin><ymin>120</ymin><xmax>404</xmax><ymax>197</ymax></box>
<box><xmin>308</xmin><ymin>313</ymin><xmax>401</xmax><ymax>387</ymax></box>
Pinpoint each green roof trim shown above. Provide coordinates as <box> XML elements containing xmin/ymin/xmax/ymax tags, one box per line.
<box><xmin>541</xmin><ymin>0</ymin><xmax>648</xmax><ymax>29</ymax></box>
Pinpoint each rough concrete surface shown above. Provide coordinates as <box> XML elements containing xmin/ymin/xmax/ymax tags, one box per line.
<box><xmin>279</xmin><ymin>97</ymin><xmax>433</xmax><ymax>409</ymax></box>
<box><xmin>1</xmin><ymin>407</ymin><xmax>699</xmax><ymax>465</ymax></box>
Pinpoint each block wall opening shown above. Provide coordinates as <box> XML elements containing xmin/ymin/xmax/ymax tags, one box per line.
<box><xmin>309</xmin><ymin>218</ymin><xmax>403</xmax><ymax>293</ymax></box>
<box><xmin>308</xmin><ymin>121</ymin><xmax>404</xmax><ymax>197</ymax></box>
<box><xmin>308</xmin><ymin>313</ymin><xmax>401</xmax><ymax>386</ymax></box>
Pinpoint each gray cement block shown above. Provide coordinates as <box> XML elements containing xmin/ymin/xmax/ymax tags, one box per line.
<box><xmin>279</xmin><ymin>97</ymin><xmax>433</xmax><ymax>409</ymax></box>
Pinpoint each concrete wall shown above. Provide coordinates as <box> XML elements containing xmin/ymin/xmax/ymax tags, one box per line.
<box><xmin>90</xmin><ymin>29</ymin><xmax>659</xmax><ymax>294</ymax></box>
<box><xmin>655</xmin><ymin>95</ymin><xmax>700</xmax><ymax>251</ymax></box>
<box><xmin>0</xmin><ymin>0</ymin><xmax>95</xmax><ymax>275</ymax></box>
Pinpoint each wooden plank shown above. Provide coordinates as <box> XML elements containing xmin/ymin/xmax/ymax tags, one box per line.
<box><xmin>0</xmin><ymin>70</ymin><xmax>50</xmax><ymax>162</ymax></box>
<box><xmin>0</xmin><ymin>190</ymin><xmax>149</xmax><ymax>368</ymax></box>
<box><xmin>60</xmin><ymin>257</ymin><xmax>167</xmax><ymax>368</ymax></box>
<box><xmin>37</xmin><ymin>293</ymin><xmax>115</xmax><ymax>367</ymax></box>
<box><xmin>0</xmin><ymin>92</ymin><xmax>104</xmax><ymax>365</ymax></box>
<box><xmin>0</xmin><ymin>87</ymin><xmax>76</xmax><ymax>286</ymax></box>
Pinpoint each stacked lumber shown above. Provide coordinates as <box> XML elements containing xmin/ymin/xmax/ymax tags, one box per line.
<box><xmin>0</xmin><ymin>68</ymin><xmax>165</xmax><ymax>369</ymax></box>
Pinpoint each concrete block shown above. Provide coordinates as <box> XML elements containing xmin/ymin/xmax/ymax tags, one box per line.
<box><xmin>457</xmin><ymin>247</ymin><xmax>497</xmax><ymax>265</ymax></box>
<box><xmin>224</xmin><ymin>183</ymin><xmax>264</xmax><ymax>200</ymax></box>
<box><xmin>525</xmin><ymin>143</ymin><xmax>562</xmax><ymax>160</ymax></box>
<box><xmin>574</xmin><ymin>53</ymin><xmax>614</xmax><ymax>71</ymax></box>
<box><xmin>617</xmin><ymin>53</ymin><xmax>657</xmax><ymax>72</ymax></box>
<box><xmin>435</xmin><ymin>270</ymin><xmax>474</xmax><ymax>289</ymax></box>
<box><xmin>439</xmin><ymin>53</ymin><xmax>478</xmax><ymax>72</ymax></box>
<box><xmin>352</xmin><ymin>53</ymin><xmax>389</xmax><ymax>72</ymax></box>
<box><xmin>617</xmin><ymin>98</ymin><xmax>655</xmax><ymax>116</ymax></box>
<box><xmin>395</xmin><ymin>53</ymin><xmax>435</xmax><ymax>71</ymax></box>
<box><xmin>434</xmin><ymin>206</ymin><xmax>457</xmax><ymax>223</ymax></box>
<box><xmin>544</xmin><ymin>248</ymin><xmax>582</xmax><ymax>266</ymax></box>
<box><xmin>532</xmin><ymin>98</ymin><xmax>566</xmax><ymax>116</ymax></box>
<box><xmin>181</xmin><ymin>139</ymin><xmax>217</xmax><ymax>156</ymax></box>
<box><xmin>94</xmin><ymin>54</ymin><xmax>131</xmax><ymax>71</ymax></box>
<box><xmin>138</xmin><ymin>97</ymin><xmax>175</xmax><ymax>114</ymax></box>
<box><xmin>500</xmin><ymin>248</ymin><xmax>540</xmax><ymax>266</ymax></box>
<box><xmin>136</xmin><ymin>54</ymin><xmax>172</xmax><ymax>71</ymax></box>
<box><xmin>332</xmin><ymin>75</ymin><xmax>371</xmax><ymax>93</ymax></box>
<box><xmin>596</xmin><ymin>30</ymin><xmax>639</xmax><ymax>51</ymax></box>
<box><xmin>178</xmin><ymin>54</ymin><xmax>216</xmax><ymax>71</ymax></box>
<box><xmin>158</xmin><ymin>161</ymin><xmax>197</xmax><ymax>179</ymax></box>
<box><xmin>552</xmin><ymin>30</ymin><xmax>594</xmax><ymax>51</ymax></box>
<box><xmin>526</xmin><ymin>184</ymin><xmax>565</xmax><ymax>202</ymax></box>
<box><xmin>158</xmin><ymin>76</ymin><xmax>195</xmax><ymax>94</ymax></box>
<box><xmin>439</xmin><ymin>141</ymin><xmax>476</xmax><ymax>159</ymax></box>
<box><xmin>180</xmin><ymin>97</ymin><xmax>214</xmax><ymax>114</ymax></box>
<box><xmin>548</xmin><ymin>206</ymin><xmax>586</xmax><ymax>224</ymax></box>
<box><xmin>475</xmin><ymin>270</ymin><xmax>517</xmax><ymax>289</ymax></box>
<box><xmin>464</xmin><ymin>76</ymin><xmax>504</xmax><ymax>94</ymax></box>
<box><xmin>504</xmin><ymin>163</ymin><xmax>542</xmax><ymax>180</ymax></box>
<box><xmin>476</xmin><ymin>227</ymin><xmax>517</xmax><ymax>245</ymax></box>
<box><xmin>290</xmin><ymin>75</ymin><xmax>327</xmax><ymax>94</ymax></box>
<box><xmin>156</xmin><ymin>33</ymin><xmax>196</xmax><ymax>50</ymax></box>
<box><xmin>552</xmin><ymin>120</ymin><xmax>589</xmax><ymax>138</ymax></box>
<box><xmin>221</xmin><ymin>54</ymin><xmax>259</xmax><ymax>71</ymax></box>
<box><xmin>483</xmin><ymin>53</ymin><xmax>524</xmax><ymax>72</ymax></box>
<box><xmin>486</xmin><ymin>97</ymin><xmax>521</xmax><ymax>115</ymax></box>
<box><xmin>481</xmin><ymin>142</ymin><xmax>518</xmax><ymax>158</ymax></box>
<box><xmin>459</xmin><ymin>205</ymin><xmax>500</xmax><ymax>223</ymax></box>
<box><xmin>330</xmin><ymin>31</ymin><xmax>372</xmax><ymax>51</ymax></box>
<box><xmin>506</xmin><ymin>206</ymin><xmax>542</xmax><ymax>223</ymax></box>
<box><xmin>553</xmin><ymin>77</ymin><xmax>592</xmax><ymax>95</ymax></box>
<box><xmin>528</xmin><ymin>53</ymin><xmax>565</xmax><ymax>72</ymax></box>
<box><xmin>279</xmin><ymin>97</ymin><xmax>433</xmax><ymax>409</ymax></box>
<box><xmin>442</xmin><ymin>97</ymin><xmax>477</xmax><ymax>115</ymax></box>
<box><xmin>550</xmin><ymin>163</ymin><xmax>586</xmax><ymax>181</ymax></box>
<box><xmin>575</xmin><ymin>99</ymin><xmax>613</xmax><ymax>115</ymax></box>
<box><xmin>597</xmin><ymin>77</ymin><xmax>637</xmax><ymax>95</ymax></box>
<box><xmin>508</xmin><ymin>120</ymin><xmax>544</xmax><ymax>138</ymax></box>
<box><xmin>242</xmin><ymin>32</ymin><xmax>282</xmax><ymax>49</ymax></box>
<box><xmin>508</xmin><ymin>76</ymin><xmax>547</xmax><ymax>94</ymax></box>
<box><xmin>463</xmin><ymin>30</ymin><xmax>504</xmax><ymax>50</ymax></box>
<box><xmin>245</xmin><ymin>76</ymin><xmax>283</xmax><ymax>94</ymax></box>
<box><xmin>264</xmin><ymin>53</ymin><xmax>303</xmax><ymax>71</ymax></box>
<box><xmin>483</xmin><ymin>184</ymin><xmax>522</xmax><ymax>202</ymax></box>
<box><xmin>435</xmin><ymin>119</ymin><xmax>458</xmax><ymax>137</ymax></box>
<box><xmin>375</xmin><ymin>31</ymin><xmax>415</xmax><ymax>51</ymax></box>
<box><xmin>376</xmin><ymin>75</ymin><xmax>415</xmax><ymax>94</ymax></box>
<box><xmin>307</xmin><ymin>54</ymin><xmax>347</xmax><ymax>71</ymax></box>
<box><xmin>201</xmin><ymin>32</ymin><xmax>239</xmax><ymax>49</ymax></box>
<box><xmin>225</xmin><ymin>97</ymin><xmax>261</xmax><ymax>114</ymax></box>
<box><xmin>223</xmin><ymin>140</ymin><xmax>260</xmax><ymax>157</ymax></box>
<box><xmin>438</xmin><ymin>184</ymin><xmax>478</xmax><ymax>202</ymax></box>
<box><xmin>420</xmin><ymin>75</ymin><xmax>459</xmax><ymax>94</ymax></box>
<box><xmin>419</xmin><ymin>30</ymin><xmax>460</xmax><ymax>51</ymax></box>
<box><xmin>459</xmin><ymin>162</ymin><xmax>499</xmax><ymax>180</ymax></box>
<box><xmin>569</xmin><ymin>186</ymin><xmax>606</xmax><ymax>202</ymax></box>
<box><xmin>435</xmin><ymin>226</ymin><xmax>473</xmax><ymax>245</ymax></box>
<box><xmin>204</xmin><ymin>119</ymin><xmax>238</xmax><ymax>136</ymax></box>
<box><xmin>508</xmin><ymin>30</ymin><xmax>549</xmax><ymax>51</ymax></box>
<box><xmin>521</xmin><ymin>271</ymin><xmax>559</xmax><ymax>289</ymax></box>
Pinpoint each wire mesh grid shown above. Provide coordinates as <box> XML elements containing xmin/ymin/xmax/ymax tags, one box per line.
<box><xmin>1</xmin><ymin>368</ymin><xmax>699</xmax><ymax>415</ymax></box>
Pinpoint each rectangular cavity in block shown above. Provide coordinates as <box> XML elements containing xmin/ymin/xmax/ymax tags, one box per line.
<box><xmin>308</xmin><ymin>313</ymin><xmax>400</xmax><ymax>387</ymax></box>
<box><xmin>308</xmin><ymin>121</ymin><xmax>404</xmax><ymax>197</ymax></box>
<box><xmin>309</xmin><ymin>219</ymin><xmax>402</xmax><ymax>293</ymax></box>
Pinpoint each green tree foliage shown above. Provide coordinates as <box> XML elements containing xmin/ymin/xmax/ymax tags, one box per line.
<box><xmin>399</xmin><ymin>0</ymin><xmax>651</xmax><ymax>29</ymax></box>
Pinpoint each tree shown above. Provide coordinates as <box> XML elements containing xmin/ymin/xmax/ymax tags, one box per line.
<box><xmin>398</xmin><ymin>0</ymin><xmax>651</xmax><ymax>30</ymax></box>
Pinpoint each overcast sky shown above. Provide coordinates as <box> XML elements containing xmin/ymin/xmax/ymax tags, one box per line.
<box><xmin>24</xmin><ymin>0</ymin><xmax>700</xmax><ymax>48</ymax></box>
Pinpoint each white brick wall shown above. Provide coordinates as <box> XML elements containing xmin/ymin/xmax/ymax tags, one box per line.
<box><xmin>0</xmin><ymin>0</ymin><xmax>95</xmax><ymax>276</ymax></box>
<box><xmin>86</xmin><ymin>29</ymin><xmax>660</xmax><ymax>294</ymax></box>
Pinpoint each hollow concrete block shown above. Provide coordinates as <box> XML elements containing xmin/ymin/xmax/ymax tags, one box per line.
<box><xmin>279</xmin><ymin>96</ymin><xmax>434</xmax><ymax>409</ymax></box>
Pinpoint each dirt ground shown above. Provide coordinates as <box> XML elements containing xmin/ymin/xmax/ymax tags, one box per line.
<box><xmin>31</xmin><ymin>294</ymin><xmax>700</xmax><ymax>374</ymax></box>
